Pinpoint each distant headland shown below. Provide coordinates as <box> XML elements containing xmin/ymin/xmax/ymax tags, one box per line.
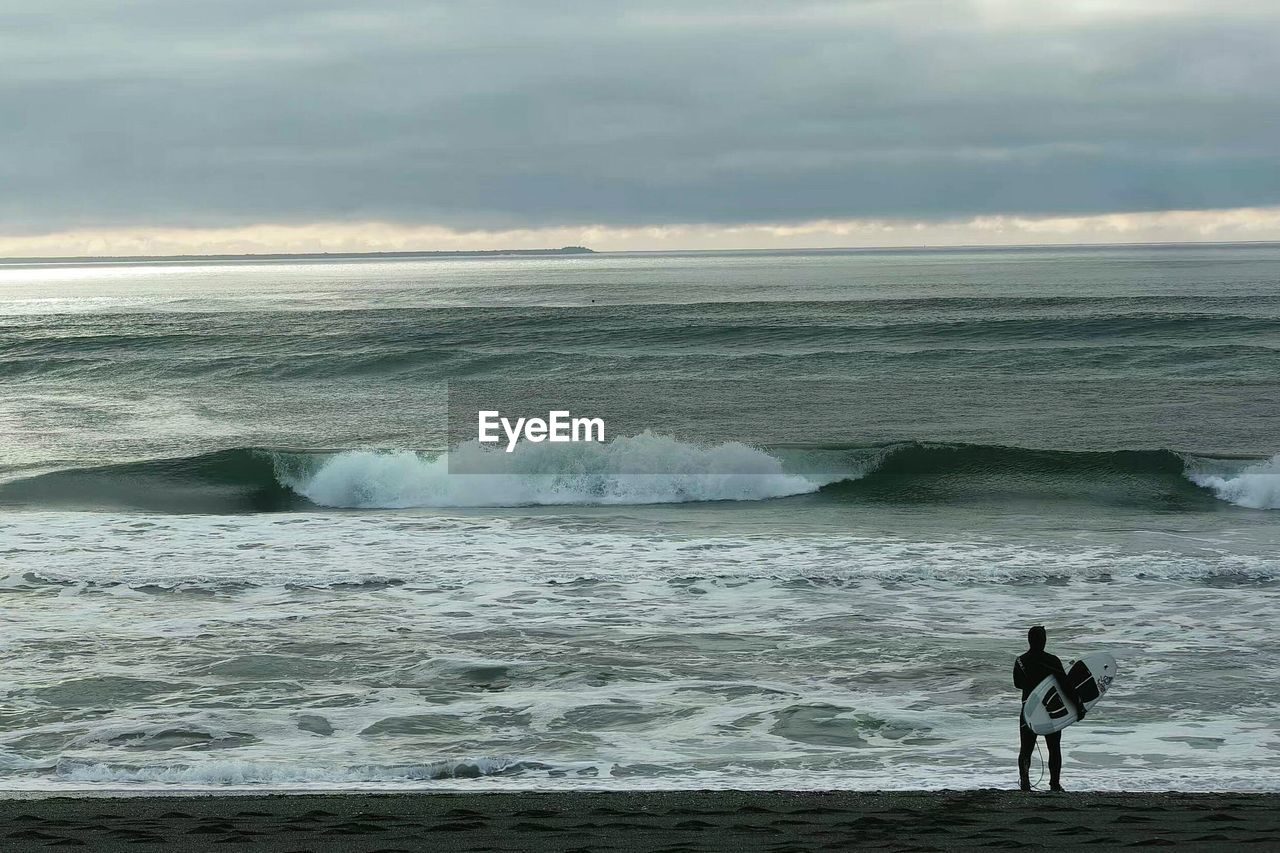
<box><xmin>0</xmin><ymin>247</ymin><xmax>595</xmax><ymax>267</ymax></box>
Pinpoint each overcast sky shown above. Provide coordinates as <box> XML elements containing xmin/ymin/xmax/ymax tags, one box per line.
<box><xmin>4</xmin><ymin>0</ymin><xmax>1279</xmax><ymax>252</ymax></box>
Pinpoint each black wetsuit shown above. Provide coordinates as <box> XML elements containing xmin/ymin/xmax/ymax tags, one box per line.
<box><xmin>1014</xmin><ymin>650</ymin><xmax>1082</xmax><ymax>790</ymax></box>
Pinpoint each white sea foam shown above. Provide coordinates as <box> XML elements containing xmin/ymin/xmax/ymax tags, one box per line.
<box><xmin>283</xmin><ymin>433</ymin><xmax>838</xmax><ymax>508</ymax></box>
<box><xmin>2</xmin><ymin>512</ymin><xmax>1279</xmax><ymax>794</ymax></box>
<box><xmin>3</xmin><ymin>513</ymin><xmax>1277</xmax><ymax>590</ymax></box>
<box><xmin>1188</xmin><ymin>454</ymin><xmax>1280</xmax><ymax>509</ymax></box>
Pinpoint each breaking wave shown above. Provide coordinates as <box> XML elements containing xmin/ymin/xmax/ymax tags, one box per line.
<box><xmin>1185</xmin><ymin>454</ymin><xmax>1280</xmax><ymax>510</ymax></box>
<box><xmin>0</xmin><ymin>436</ymin><xmax>1274</xmax><ymax>512</ymax></box>
<box><xmin>286</xmin><ymin>433</ymin><xmax>838</xmax><ymax>508</ymax></box>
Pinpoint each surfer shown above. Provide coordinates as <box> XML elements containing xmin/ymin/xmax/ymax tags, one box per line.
<box><xmin>1014</xmin><ymin>626</ymin><xmax>1085</xmax><ymax>792</ymax></box>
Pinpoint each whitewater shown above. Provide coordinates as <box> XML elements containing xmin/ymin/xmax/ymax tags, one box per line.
<box><xmin>1</xmin><ymin>245</ymin><xmax>1278</xmax><ymax>792</ymax></box>
<box><xmin>286</xmin><ymin>435</ymin><xmax>835</xmax><ymax>508</ymax></box>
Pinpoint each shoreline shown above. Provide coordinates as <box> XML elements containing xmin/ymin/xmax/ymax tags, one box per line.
<box><xmin>0</xmin><ymin>790</ymin><xmax>1276</xmax><ymax>850</ymax></box>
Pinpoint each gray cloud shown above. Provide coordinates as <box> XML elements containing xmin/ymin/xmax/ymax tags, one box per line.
<box><xmin>2</xmin><ymin>0</ymin><xmax>1278</xmax><ymax>231</ymax></box>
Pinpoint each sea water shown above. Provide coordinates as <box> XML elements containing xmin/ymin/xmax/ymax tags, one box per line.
<box><xmin>0</xmin><ymin>245</ymin><xmax>1277</xmax><ymax>791</ymax></box>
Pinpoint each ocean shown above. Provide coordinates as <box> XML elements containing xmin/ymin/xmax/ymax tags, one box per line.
<box><xmin>0</xmin><ymin>244</ymin><xmax>1277</xmax><ymax>792</ymax></box>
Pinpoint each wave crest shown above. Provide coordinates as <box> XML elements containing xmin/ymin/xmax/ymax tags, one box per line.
<box><xmin>1186</xmin><ymin>454</ymin><xmax>1280</xmax><ymax>509</ymax></box>
<box><xmin>2</xmin><ymin>440</ymin><xmax>1277</xmax><ymax>512</ymax></box>
<box><xmin>282</xmin><ymin>432</ymin><xmax>835</xmax><ymax>508</ymax></box>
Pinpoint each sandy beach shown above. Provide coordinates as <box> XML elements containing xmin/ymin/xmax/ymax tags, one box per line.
<box><xmin>0</xmin><ymin>790</ymin><xmax>1276</xmax><ymax>851</ymax></box>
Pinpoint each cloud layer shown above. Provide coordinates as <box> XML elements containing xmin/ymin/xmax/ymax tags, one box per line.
<box><xmin>3</xmin><ymin>1</ymin><xmax>1278</xmax><ymax>248</ymax></box>
<box><xmin>5</xmin><ymin>207</ymin><xmax>1280</xmax><ymax>256</ymax></box>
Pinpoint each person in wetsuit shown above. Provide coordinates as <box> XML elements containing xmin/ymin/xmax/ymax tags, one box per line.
<box><xmin>1014</xmin><ymin>625</ymin><xmax>1085</xmax><ymax>792</ymax></box>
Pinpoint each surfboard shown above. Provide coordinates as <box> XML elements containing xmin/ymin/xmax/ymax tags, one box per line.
<box><xmin>1022</xmin><ymin>652</ymin><xmax>1117</xmax><ymax>735</ymax></box>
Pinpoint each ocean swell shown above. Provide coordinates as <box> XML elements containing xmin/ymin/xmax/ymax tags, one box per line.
<box><xmin>0</xmin><ymin>439</ymin><xmax>1275</xmax><ymax>513</ymax></box>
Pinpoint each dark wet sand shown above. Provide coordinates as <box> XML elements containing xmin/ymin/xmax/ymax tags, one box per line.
<box><xmin>0</xmin><ymin>790</ymin><xmax>1276</xmax><ymax>851</ymax></box>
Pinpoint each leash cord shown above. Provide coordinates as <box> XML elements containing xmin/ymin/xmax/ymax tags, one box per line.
<box><xmin>1030</xmin><ymin>740</ymin><xmax>1045</xmax><ymax>790</ymax></box>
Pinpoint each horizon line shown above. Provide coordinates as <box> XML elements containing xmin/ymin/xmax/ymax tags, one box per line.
<box><xmin>3</xmin><ymin>237</ymin><xmax>1279</xmax><ymax>267</ymax></box>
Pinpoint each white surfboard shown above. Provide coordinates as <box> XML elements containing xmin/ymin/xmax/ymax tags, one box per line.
<box><xmin>1022</xmin><ymin>652</ymin><xmax>1117</xmax><ymax>735</ymax></box>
